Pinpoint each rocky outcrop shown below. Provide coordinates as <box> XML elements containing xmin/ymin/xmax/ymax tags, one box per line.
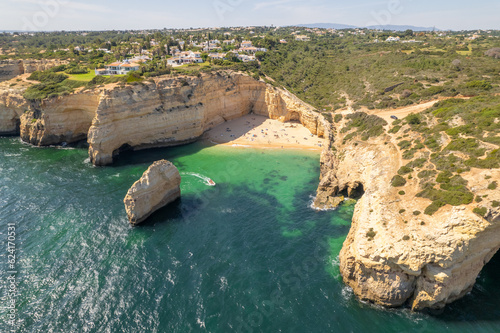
<box><xmin>312</xmin><ymin>192</ymin><xmax>345</xmax><ymax>210</ymax></box>
<box><xmin>0</xmin><ymin>59</ymin><xmax>68</xmax><ymax>82</ymax></box>
<box><xmin>21</xmin><ymin>59</ymin><xmax>68</xmax><ymax>74</ymax></box>
<box><xmin>124</xmin><ymin>160</ymin><xmax>181</xmax><ymax>225</ymax></box>
<box><xmin>20</xmin><ymin>92</ymin><xmax>100</xmax><ymax>145</ymax></box>
<box><xmin>0</xmin><ymin>60</ymin><xmax>24</xmax><ymax>83</ymax></box>
<box><xmin>87</xmin><ymin>73</ymin><xmax>321</xmax><ymax>165</ymax></box>
<box><xmin>0</xmin><ymin>89</ymin><xmax>28</xmax><ymax>135</ymax></box>
<box><xmin>13</xmin><ymin>71</ymin><xmax>321</xmax><ymax>164</ymax></box>
<box><xmin>316</xmin><ymin>113</ymin><xmax>500</xmax><ymax>310</ymax></box>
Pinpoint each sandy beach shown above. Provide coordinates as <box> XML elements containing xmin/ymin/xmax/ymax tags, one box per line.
<box><xmin>204</xmin><ymin>114</ymin><xmax>325</xmax><ymax>150</ymax></box>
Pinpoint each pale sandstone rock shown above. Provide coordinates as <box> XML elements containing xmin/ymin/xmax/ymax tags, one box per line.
<box><xmin>0</xmin><ymin>59</ymin><xmax>68</xmax><ymax>82</ymax></box>
<box><xmin>3</xmin><ymin>67</ymin><xmax>498</xmax><ymax>310</ymax></box>
<box><xmin>316</xmin><ymin>119</ymin><xmax>500</xmax><ymax>310</ymax></box>
<box><xmin>20</xmin><ymin>92</ymin><xmax>100</xmax><ymax>145</ymax></box>
<box><xmin>87</xmin><ymin>73</ymin><xmax>322</xmax><ymax>165</ymax></box>
<box><xmin>0</xmin><ymin>60</ymin><xmax>24</xmax><ymax>82</ymax></box>
<box><xmin>312</xmin><ymin>192</ymin><xmax>344</xmax><ymax>210</ymax></box>
<box><xmin>9</xmin><ymin>71</ymin><xmax>321</xmax><ymax>164</ymax></box>
<box><xmin>0</xmin><ymin>89</ymin><xmax>28</xmax><ymax>135</ymax></box>
<box><xmin>124</xmin><ymin>160</ymin><xmax>181</xmax><ymax>225</ymax></box>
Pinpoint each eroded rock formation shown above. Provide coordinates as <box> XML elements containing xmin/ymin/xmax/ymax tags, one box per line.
<box><xmin>316</xmin><ymin>112</ymin><xmax>500</xmax><ymax>310</ymax></box>
<box><xmin>0</xmin><ymin>59</ymin><xmax>68</xmax><ymax>82</ymax></box>
<box><xmin>124</xmin><ymin>160</ymin><xmax>181</xmax><ymax>225</ymax></box>
<box><xmin>20</xmin><ymin>92</ymin><xmax>100</xmax><ymax>145</ymax></box>
<box><xmin>13</xmin><ymin>71</ymin><xmax>322</xmax><ymax>165</ymax></box>
<box><xmin>0</xmin><ymin>88</ymin><xmax>28</xmax><ymax>135</ymax></box>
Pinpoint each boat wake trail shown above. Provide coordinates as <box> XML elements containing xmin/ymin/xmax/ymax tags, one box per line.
<box><xmin>181</xmin><ymin>172</ymin><xmax>216</xmax><ymax>186</ymax></box>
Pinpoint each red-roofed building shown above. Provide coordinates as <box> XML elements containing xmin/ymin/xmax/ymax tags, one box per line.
<box><xmin>95</xmin><ymin>59</ymin><xmax>141</xmax><ymax>75</ymax></box>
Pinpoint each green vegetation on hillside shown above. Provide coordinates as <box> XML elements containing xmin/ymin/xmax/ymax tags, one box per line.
<box><xmin>385</xmin><ymin>95</ymin><xmax>500</xmax><ymax>215</ymax></box>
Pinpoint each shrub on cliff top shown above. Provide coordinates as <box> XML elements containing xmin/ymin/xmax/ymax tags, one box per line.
<box><xmin>28</xmin><ymin>71</ymin><xmax>68</xmax><ymax>84</ymax></box>
<box><xmin>23</xmin><ymin>79</ymin><xmax>84</xmax><ymax>101</ymax></box>
<box><xmin>465</xmin><ymin>80</ymin><xmax>493</xmax><ymax>91</ymax></box>
<box><xmin>445</xmin><ymin>138</ymin><xmax>486</xmax><ymax>158</ymax></box>
<box><xmin>405</xmin><ymin>113</ymin><xmax>422</xmax><ymax>125</ymax></box>
<box><xmin>342</xmin><ymin>112</ymin><xmax>387</xmax><ymax>141</ymax></box>
<box><xmin>398</xmin><ymin>166</ymin><xmax>413</xmax><ymax>175</ymax></box>
<box><xmin>126</xmin><ymin>71</ymin><xmax>143</xmax><ymax>84</ymax></box>
<box><xmin>418</xmin><ymin>170</ymin><xmax>437</xmax><ymax>179</ymax></box>
<box><xmin>398</xmin><ymin>140</ymin><xmax>412</xmax><ymax>149</ymax></box>
<box><xmin>473</xmin><ymin>207</ymin><xmax>488</xmax><ymax>217</ymax></box>
<box><xmin>417</xmin><ymin>186</ymin><xmax>474</xmax><ymax>209</ymax></box>
<box><xmin>391</xmin><ymin>175</ymin><xmax>407</xmax><ymax>187</ymax></box>
<box><xmin>366</xmin><ymin>228</ymin><xmax>377</xmax><ymax>239</ymax></box>
<box><xmin>465</xmin><ymin>149</ymin><xmax>500</xmax><ymax>169</ymax></box>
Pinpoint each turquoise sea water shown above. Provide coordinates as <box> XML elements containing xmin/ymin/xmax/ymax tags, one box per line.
<box><xmin>1</xmin><ymin>137</ymin><xmax>500</xmax><ymax>332</ymax></box>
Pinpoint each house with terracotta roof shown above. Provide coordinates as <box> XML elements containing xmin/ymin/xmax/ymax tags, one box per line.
<box><xmin>95</xmin><ymin>59</ymin><xmax>141</xmax><ymax>75</ymax></box>
<box><xmin>241</xmin><ymin>40</ymin><xmax>253</xmax><ymax>48</ymax></box>
<box><xmin>295</xmin><ymin>35</ymin><xmax>311</xmax><ymax>42</ymax></box>
<box><xmin>167</xmin><ymin>51</ymin><xmax>204</xmax><ymax>67</ymax></box>
<box><xmin>208</xmin><ymin>53</ymin><xmax>226</xmax><ymax>60</ymax></box>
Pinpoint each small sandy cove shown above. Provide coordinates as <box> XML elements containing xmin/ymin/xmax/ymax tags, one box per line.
<box><xmin>204</xmin><ymin>114</ymin><xmax>325</xmax><ymax>150</ymax></box>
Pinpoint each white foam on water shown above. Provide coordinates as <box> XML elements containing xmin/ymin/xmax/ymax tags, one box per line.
<box><xmin>166</xmin><ymin>270</ymin><xmax>175</xmax><ymax>286</ymax></box>
<box><xmin>219</xmin><ymin>276</ymin><xmax>228</xmax><ymax>291</ymax></box>
<box><xmin>181</xmin><ymin>172</ymin><xmax>215</xmax><ymax>186</ymax></box>
<box><xmin>308</xmin><ymin>194</ymin><xmax>338</xmax><ymax>212</ymax></box>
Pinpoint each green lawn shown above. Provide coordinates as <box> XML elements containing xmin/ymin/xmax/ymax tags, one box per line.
<box><xmin>65</xmin><ymin>72</ymin><xmax>97</xmax><ymax>82</ymax></box>
<box><xmin>456</xmin><ymin>44</ymin><xmax>473</xmax><ymax>56</ymax></box>
<box><xmin>60</xmin><ymin>71</ymin><xmax>125</xmax><ymax>82</ymax></box>
<box><xmin>174</xmin><ymin>61</ymin><xmax>212</xmax><ymax>70</ymax></box>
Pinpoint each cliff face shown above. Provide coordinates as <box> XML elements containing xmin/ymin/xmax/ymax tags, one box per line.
<box><xmin>316</xmin><ymin>110</ymin><xmax>500</xmax><ymax>310</ymax></box>
<box><xmin>0</xmin><ymin>60</ymin><xmax>24</xmax><ymax>83</ymax></box>
<box><xmin>0</xmin><ymin>88</ymin><xmax>28</xmax><ymax>135</ymax></box>
<box><xmin>0</xmin><ymin>59</ymin><xmax>67</xmax><ymax>82</ymax></box>
<box><xmin>20</xmin><ymin>92</ymin><xmax>100</xmax><ymax>145</ymax></box>
<box><xmin>124</xmin><ymin>159</ymin><xmax>181</xmax><ymax>225</ymax></box>
<box><xmin>88</xmin><ymin>73</ymin><xmax>321</xmax><ymax>165</ymax></box>
<box><xmin>10</xmin><ymin>71</ymin><xmax>321</xmax><ymax>165</ymax></box>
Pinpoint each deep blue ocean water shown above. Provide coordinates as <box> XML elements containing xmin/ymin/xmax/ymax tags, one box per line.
<box><xmin>1</xmin><ymin>137</ymin><xmax>500</xmax><ymax>332</ymax></box>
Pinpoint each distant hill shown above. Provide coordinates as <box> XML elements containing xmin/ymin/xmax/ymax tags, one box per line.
<box><xmin>365</xmin><ymin>25</ymin><xmax>437</xmax><ymax>31</ymax></box>
<box><xmin>294</xmin><ymin>23</ymin><xmax>438</xmax><ymax>31</ymax></box>
<box><xmin>294</xmin><ymin>23</ymin><xmax>358</xmax><ymax>30</ymax></box>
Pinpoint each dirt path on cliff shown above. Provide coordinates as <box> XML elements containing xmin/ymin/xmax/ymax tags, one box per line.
<box><xmin>368</xmin><ymin>100</ymin><xmax>441</xmax><ymax>124</ymax></box>
<box><xmin>368</xmin><ymin>97</ymin><xmax>471</xmax><ymax>124</ymax></box>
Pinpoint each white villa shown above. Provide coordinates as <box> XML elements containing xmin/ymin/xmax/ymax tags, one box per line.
<box><xmin>237</xmin><ymin>54</ymin><xmax>256</xmax><ymax>62</ymax></box>
<box><xmin>167</xmin><ymin>51</ymin><xmax>203</xmax><ymax>66</ymax></box>
<box><xmin>386</xmin><ymin>36</ymin><xmax>401</xmax><ymax>42</ymax></box>
<box><xmin>208</xmin><ymin>53</ymin><xmax>226</xmax><ymax>60</ymax></box>
<box><xmin>95</xmin><ymin>59</ymin><xmax>141</xmax><ymax>76</ymax></box>
<box><xmin>295</xmin><ymin>35</ymin><xmax>311</xmax><ymax>42</ymax></box>
<box><xmin>238</xmin><ymin>46</ymin><xmax>267</xmax><ymax>54</ymax></box>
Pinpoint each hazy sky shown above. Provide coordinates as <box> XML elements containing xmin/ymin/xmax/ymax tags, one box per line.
<box><xmin>2</xmin><ymin>0</ymin><xmax>499</xmax><ymax>31</ymax></box>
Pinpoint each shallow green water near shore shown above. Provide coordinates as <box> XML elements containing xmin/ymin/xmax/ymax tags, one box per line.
<box><xmin>1</xmin><ymin>137</ymin><xmax>500</xmax><ymax>332</ymax></box>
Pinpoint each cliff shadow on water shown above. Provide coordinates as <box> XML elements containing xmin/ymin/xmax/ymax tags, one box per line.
<box><xmin>110</xmin><ymin>141</ymin><xmax>210</xmax><ymax>168</ymax></box>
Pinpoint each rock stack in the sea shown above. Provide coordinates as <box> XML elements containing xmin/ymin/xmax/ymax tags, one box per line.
<box><xmin>124</xmin><ymin>160</ymin><xmax>181</xmax><ymax>225</ymax></box>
